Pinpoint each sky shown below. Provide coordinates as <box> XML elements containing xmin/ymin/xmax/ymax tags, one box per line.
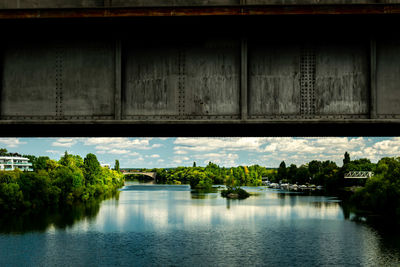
<box><xmin>0</xmin><ymin>137</ymin><xmax>399</xmax><ymax>169</ymax></box>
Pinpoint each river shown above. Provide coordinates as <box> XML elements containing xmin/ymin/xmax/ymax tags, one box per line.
<box><xmin>0</xmin><ymin>181</ymin><xmax>399</xmax><ymax>266</ymax></box>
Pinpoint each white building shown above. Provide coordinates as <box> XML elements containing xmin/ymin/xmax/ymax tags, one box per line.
<box><xmin>0</xmin><ymin>156</ymin><xmax>33</xmax><ymax>171</ymax></box>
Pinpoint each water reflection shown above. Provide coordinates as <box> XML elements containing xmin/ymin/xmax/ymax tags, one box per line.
<box><xmin>83</xmin><ymin>184</ymin><xmax>346</xmax><ymax>234</ymax></box>
<box><xmin>0</xmin><ymin>183</ymin><xmax>399</xmax><ymax>266</ymax></box>
<box><xmin>0</xmin><ymin>191</ymin><xmax>119</xmax><ymax>234</ymax></box>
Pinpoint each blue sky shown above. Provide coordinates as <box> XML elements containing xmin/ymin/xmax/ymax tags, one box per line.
<box><xmin>0</xmin><ymin>137</ymin><xmax>398</xmax><ymax>168</ymax></box>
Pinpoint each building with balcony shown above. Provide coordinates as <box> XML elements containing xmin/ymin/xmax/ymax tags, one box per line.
<box><xmin>0</xmin><ymin>156</ymin><xmax>33</xmax><ymax>171</ymax></box>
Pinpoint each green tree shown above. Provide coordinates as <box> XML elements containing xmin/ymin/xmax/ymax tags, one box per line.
<box><xmin>308</xmin><ymin>160</ymin><xmax>322</xmax><ymax>177</ymax></box>
<box><xmin>352</xmin><ymin>157</ymin><xmax>400</xmax><ymax>222</ymax></box>
<box><xmin>343</xmin><ymin>152</ymin><xmax>351</xmax><ymax>166</ymax></box>
<box><xmin>277</xmin><ymin>161</ymin><xmax>287</xmax><ymax>181</ymax></box>
<box><xmin>114</xmin><ymin>160</ymin><xmax>120</xmax><ymax>172</ymax></box>
<box><xmin>59</xmin><ymin>151</ymin><xmax>72</xmax><ymax>167</ymax></box>
<box><xmin>83</xmin><ymin>154</ymin><xmax>101</xmax><ymax>185</ymax></box>
<box><xmin>0</xmin><ymin>148</ymin><xmax>8</xmax><ymax>156</ymax></box>
<box><xmin>287</xmin><ymin>164</ymin><xmax>298</xmax><ymax>184</ymax></box>
<box><xmin>35</xmin><ymin>156</ymin><xmax>50</xmax><ymax>171</ymax></box>
<box><xmin>297</xmin><ymin>165</ymin><xmax>311</xmax><ymax>185</ymax></box>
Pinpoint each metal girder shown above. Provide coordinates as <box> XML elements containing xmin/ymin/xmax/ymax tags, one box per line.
<box><xmin>344</xmin><ymin>171</ymin><xmax>374</xmax><ymax>179</ymax></box>
<box><xmin>0</xmin><ymin>13</ymin><xmax>400</xmax><ymax>136</ymax></box>
<box><xmin>1</xmin><ymin>5</ymin><xmax>400</xmax><ymax>19</ymax></box>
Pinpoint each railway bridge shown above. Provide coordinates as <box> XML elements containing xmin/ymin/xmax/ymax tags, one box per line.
<box><xmin>344</xmin><ymin>171</ymin><xmax>374</xmax><ymax>179</ymax></box>
<box><xmin>1</xmin><ymin>1</ymin><xmax>400</xmax><ymax>136</ymax></box>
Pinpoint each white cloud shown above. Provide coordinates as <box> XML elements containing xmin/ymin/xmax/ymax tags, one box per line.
<box><xmin>172</xmin><ymin>156</ymin><xmax>191</xmax><ymax>166</ymax></box>
<box><xmin>83</xmin><ymin>138</ymin><xmax>162</xmax><ymax>151</ymax></box>
<box><xmin>174</xmin><ymin>150</ymin><xmax>188</xmax><ymax>155</ymax></box>
<box><xmin>52</xmin><ymin>138</ymin><xmax>77</xmax><ymax>147</ymax></box>
<box><xmin>0</xmin><ymin>138</ymin><xmax>27</xmax><ymax>148</ymax></box>
<box><xmin>174</xmin><ymin>138</ymin><xmax>270</xmax><ymax>153</ymax></box>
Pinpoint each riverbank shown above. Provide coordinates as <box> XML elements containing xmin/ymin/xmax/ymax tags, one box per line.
<box><xmin>0</xmin><ymin>152</ymin><xmax>124</xmax><ymax>213</ymax></box>
<box><xmin>1</xmin><ymin>182</ymin><xmax>399</xmax><ymax>266</ymax></box>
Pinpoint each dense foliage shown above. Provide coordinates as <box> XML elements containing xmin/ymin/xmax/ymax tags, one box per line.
<box><xmin>221</xmin><ymin>187</ymin><xmax>250</xmax><ymax>199</ymax></box>
<box><xmin>151</xmin><ymin>162</ymin><xmax>270</xmax><ymax>189</ymax></box>
<box><xmin>272</xmin><ymin>154</ymin><xmax>377</xmax><ymax>191</ymax></box>
<box><xmin>0</xmin><ymin>152</ymin><xmax>124</xmax><ymax>212</ymax></box>
<box><xmin>351</xmin><ymin>157</ymin><xmax>400</xmax><ymax>222</ymax></box>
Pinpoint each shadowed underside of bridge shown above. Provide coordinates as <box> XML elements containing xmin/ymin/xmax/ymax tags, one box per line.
<box><xmin>1</xmin><ymin>1</ymin><xmax>400</xmax><ymax>136</ymax></box>
<box><xmin>123</xmin><ymin>172</ymin><xmax>157</xmax><ymax>180</ymax></box>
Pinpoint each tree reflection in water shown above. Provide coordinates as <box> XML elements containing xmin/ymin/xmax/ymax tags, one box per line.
<box><xmin>0</xmin><ymin>191</ymin><xmax>120</xmax><ymax>234</ymax></box>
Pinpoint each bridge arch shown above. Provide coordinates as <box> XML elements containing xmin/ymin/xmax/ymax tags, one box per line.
<box><xmin>122</xmin><ymin>171</ymin><xmax>157</xmax><ymax>180</ymax></box>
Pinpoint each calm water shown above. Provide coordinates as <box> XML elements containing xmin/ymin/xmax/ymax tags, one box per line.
<box><xmin>1</xmin><ymin>182</ymin><xmax>399</xmax><ymax>267</ymax></box>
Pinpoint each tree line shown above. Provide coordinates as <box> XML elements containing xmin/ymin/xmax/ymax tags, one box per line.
<box><xmin>149</xmin><ymin>162</ymin><xmax>275</xmax><ymax>189</ymax></box>
<box><xmin>147</xmin><ymin>153</ymin><xmax>399</xmax><ymax>221</ymax></box>
<box><xmin>0</xmin><ymin>151</ymin><xmax>124</xmax><ymax>212</ymax></box>
<box><xmin>274</xmin><ymin>152</ymin><xmax>376</xmax><ymax>190</ymax></box>
<box><xmin>146</xmin><ymin>153</ymin><xmax>373</xmax><ymax>190</ymax></box>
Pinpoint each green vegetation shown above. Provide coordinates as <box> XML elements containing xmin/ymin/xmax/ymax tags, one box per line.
<box><xmin>0</xmin><ymin>151</ymin><xmax>124</xmax><ymax>212</ymax></box>
<box><xmin>272</xmin><ymin>153</ymin><xmax>376</xmax><ymax>191</ymax></box>
<box><xmin>221</xmin><ymin>187</ymin><xmax>250</xmax><ymax>199</ymax></box>
<box><xmin>351</xmin><ymin>157</ymin><xmax>400</xmax><ymax>223</ymax></box>
<box><xmin>272</xmin><ymin>152</ymin><xmax>400</xmax><ymax>222</ymax></box>
<box><xmin>151</xmin><ymin>162</ymin><xmax>270</xmax><ymax>189</ymax></box>
<box><xmin>114</xmin><ymin>160</ymin><xmax>120</xmax><ymax>173</ymax></box>
<box><xmin>2</xmin><ymin>147</ymin><xmax>400</xmax><ymax>223</ymax></box>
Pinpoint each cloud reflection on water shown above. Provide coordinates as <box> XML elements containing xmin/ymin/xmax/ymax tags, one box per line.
<box><xmin>73</xmin><ymin>188</ymin><xmax>344</xmax><ymax>234</ymax></box>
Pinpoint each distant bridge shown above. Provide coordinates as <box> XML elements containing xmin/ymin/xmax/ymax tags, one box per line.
<box><xmin>344</xmin><ymin>171</ymin><xmax>374</xmax><ymax>179</ymax></box>
<box><xmin>123</xmin><ymin>172</ymin><xmax>157</xmax><ymax>180</ymax></box>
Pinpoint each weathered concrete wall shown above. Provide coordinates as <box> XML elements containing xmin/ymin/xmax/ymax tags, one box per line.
<box><xmin>1</xmin><ymin>0</ymin><xmax>400</xmax><ymax>9</ymax></box>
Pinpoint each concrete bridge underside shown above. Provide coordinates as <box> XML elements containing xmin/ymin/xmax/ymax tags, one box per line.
<box><xmin>1</xmin><ymin>1</ymin><xmax>400</xmax><ymax>136</ymax></box>
<box><xmin>123</xmin><ymin>172</ymin><xmax>157</xmax><ymax>180</ymax></box>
